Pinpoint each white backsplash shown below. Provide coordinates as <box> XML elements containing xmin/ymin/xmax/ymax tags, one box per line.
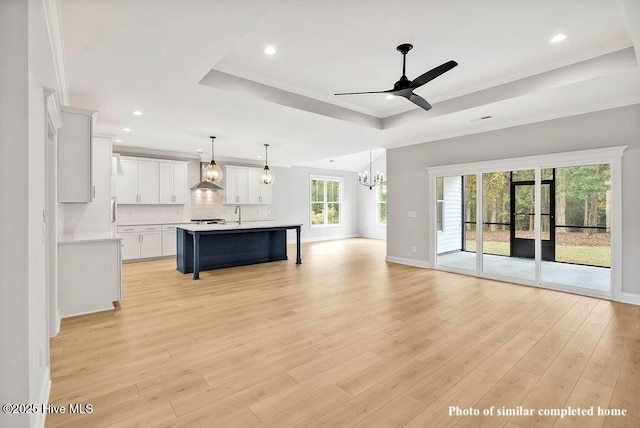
<box><xmin>191</xmin><ymin>189</ymin><xmax>272</xmax><ymax>221</ymax></box>
<box><xmin>117</xmin><ymin>204</ymin><xmax>189</xmax><ymax>224</ymax></box>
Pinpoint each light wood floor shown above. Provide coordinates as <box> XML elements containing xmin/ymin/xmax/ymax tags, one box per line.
<box><xmin>48</xmin><ymin>238</ymin><xmax>640</xmax><ymax>428</ymax></box>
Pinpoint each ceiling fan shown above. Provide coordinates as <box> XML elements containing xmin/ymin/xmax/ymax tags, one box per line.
<box><xmin>334</xmin><ymin>43</ymin><xmax>458</xmax><ymax>111</ymax></box>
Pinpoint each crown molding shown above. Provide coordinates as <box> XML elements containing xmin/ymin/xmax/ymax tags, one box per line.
<box><xmin>43</xmin><ymin>0</ymin><xmax>69</xmax><ymax>105</ymax></box>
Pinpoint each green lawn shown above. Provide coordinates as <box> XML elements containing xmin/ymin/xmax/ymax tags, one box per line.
<box><xmin>463</xmin><ymin>241</ymin><xmax>610</xmax><ymax>267</ymax></box>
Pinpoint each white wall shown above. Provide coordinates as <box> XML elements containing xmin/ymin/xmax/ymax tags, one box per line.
<box><xmin>0</xmin><ymin>2</ymin><xmax>31</xmax><ymax>426</ymax></box>
<box><xmin>387</xmin><ymin>104</ymin><xmax>640</xmax><ymax>296</ymax></box>
<box><xmin>1</xmin><ymin>0</ymin><xmax>57</xmax><ymax>426</ymax></box>
<box><xmin>358</xmin><ymin>152</ymin><xmax>387</xmax><ymax>240</ymax></box>
<box><xmin>437</xmin><ymin>176</ymin><xmax>462</xmax><ymax>253</ymax></box>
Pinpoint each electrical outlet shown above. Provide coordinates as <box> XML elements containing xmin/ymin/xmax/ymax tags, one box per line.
<box><xmin>412</xmin><ymin>246</ymin><xmax>417</xmax><ymax>253</ymax></box>
<box><xmin>407</xmin><ymin>211</ymin><xmax>417</xmax><ymax>218</ymax></box>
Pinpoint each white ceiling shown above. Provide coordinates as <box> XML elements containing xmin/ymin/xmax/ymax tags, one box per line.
<box><xmin>59</xmin><ymin>0</ymin><xmax>640</xmax><ymax>171</ymax></box>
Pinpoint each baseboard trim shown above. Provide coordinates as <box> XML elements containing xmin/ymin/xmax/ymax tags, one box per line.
<box><xmin>287</xmin><ymin>234</ymin><xmax>360</xmax><ymax>244</ymax></box>
<box><xmin>34</xmin><ymin>367</ymin><xmax>51</xmax><ymax>428</ymax></box>
<box><xmin>61</xmin><ymin>304</ymin><xmax>116</xmax><ymax>319</ymax></box>
<box><xmin>619</xmin><ymin>292</ymin><xmax>640</xmax><ymax>305</ymax></box>
<box><xmin>385</xmin><ymin>256</ymin><xmax>432</xmax><ymax>269</ymax></box>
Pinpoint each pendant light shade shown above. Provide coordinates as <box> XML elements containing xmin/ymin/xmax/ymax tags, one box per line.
<box><xmin>203</xmin><ymin>136</ymin><xmax>223</xmax><ymax>182</ymax></box>
<box><xmin>261</xmin><ymin>144</ymin><xmax>273</xmax><ymax>184</ymax></box>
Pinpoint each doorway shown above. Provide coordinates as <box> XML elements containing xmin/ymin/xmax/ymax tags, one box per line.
<box><xmin>510</xmin><ymin>170</ymin><xmax>555</xmax><ymax>261</ymax></box>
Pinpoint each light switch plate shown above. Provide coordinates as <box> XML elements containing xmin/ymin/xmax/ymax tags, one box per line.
<box><xmin>407</xmin><ymin>211</ymin><xmax>417</xmax><ymax>218</ymax></box>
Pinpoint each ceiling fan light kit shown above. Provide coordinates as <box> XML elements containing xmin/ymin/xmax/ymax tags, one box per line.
<box><xmin>335</xmin><ymin>43</ymin><xmax>458</xmax><ymax>111</ymax></box>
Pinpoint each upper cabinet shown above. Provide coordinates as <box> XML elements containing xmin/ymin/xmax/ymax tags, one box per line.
<box><xmin>115</xmin><ymin>156</ymin><xmax>187</xmax><ymax>205</ymax></box>
<box><xmin>58</xmin><ymin>106</ymin><xmax>97</xmax><ymax>203</ymax></box>
<box><xmin>247</xmin><ymin>169</ymin><xmax>272</xmax><ymax>204</ymax></box>
<box><xmin>225</xmin><ymin>165</ymin><xmax>272</xmax><ymax>205</ymax></box>
<box><xmin>159</xmin><ymin>162</ymin><xmax>187</xmax><ymax>204</ymax></box>
<box><xmin>225</xmin><ymin>166</ymin><xmax>248</xmax><ymax>204</ymax></box>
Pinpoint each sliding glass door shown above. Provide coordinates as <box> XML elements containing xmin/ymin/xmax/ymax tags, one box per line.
<box><xmin>433</xmin><ymin>158</ymin><xmax>615</xmax><ymax>295</ymax></box>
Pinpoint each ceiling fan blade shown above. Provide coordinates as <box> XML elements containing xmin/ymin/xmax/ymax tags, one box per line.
<box><xmin>409</xmin><ymin>60</ymin><xmax>458</xmax><ymax>89</ymax></box>
<box><xmin>334</xmin><ymin>89</ymin><xmax>394</xmax><ymax>95</ymax></box>
<box><xmin>408</xmin><ymin>93</ymin><xmax>432</xmax><ymax>111</ymax></box>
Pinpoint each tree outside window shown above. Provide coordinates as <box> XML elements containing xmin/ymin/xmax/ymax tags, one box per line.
<box><xmin>311</xmin><ymin>176</ymin><xmax>342</xmax><ymax>226</ymax></box>
<box><xmin>378</xmin><ymin>181</ymin><xmax>387</xmax><ymax>224</ymax></box>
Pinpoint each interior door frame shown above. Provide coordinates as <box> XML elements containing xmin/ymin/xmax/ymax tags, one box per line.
<box><xmin>45</xmin><ymin>89</ymin><xmax>63</xmax><ymax>338</ymax></box>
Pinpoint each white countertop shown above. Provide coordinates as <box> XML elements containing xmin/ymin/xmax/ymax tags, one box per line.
<box><xmin>117</xmin><ymin>221</ymin><xmax>191</xmax><ymax>226</ymax></box>
<box><xmin>178</xmin><ymin>222</ymin><xmax>301</xmax><ymax>232</ymax></box>
<box><xmin>59</xmin><ymin>232</ymin><xmax>122</xmax><ymax>244</ymax></box>
<box><xmin>117</xmin><ymin>219</ymin><xmax>277</xmax><ymax>227</ymax></box>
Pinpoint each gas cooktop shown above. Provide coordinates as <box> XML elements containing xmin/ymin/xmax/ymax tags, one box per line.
<box><xmin>190</xmin><ymin>219</ymin><xmax>226</xmax><ymax>225</ymax></box>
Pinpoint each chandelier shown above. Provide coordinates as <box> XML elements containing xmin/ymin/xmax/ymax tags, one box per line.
<box><xmin>359</xmin><ymin>150</ymin><xmax>383</xmax><ymax>189</ymax></box>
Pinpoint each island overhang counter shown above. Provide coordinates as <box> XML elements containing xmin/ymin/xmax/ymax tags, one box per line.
<box><xmin>176</xmin><ymin>222</ymin><xmax>302</xmax><ymax>279</ymax></box>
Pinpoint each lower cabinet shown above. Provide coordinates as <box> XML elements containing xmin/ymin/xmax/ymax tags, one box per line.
<box><xmin>162</xmin><ymin>225</ymin><xmax>178</xmax><ymax>256</ymax></box>
<box><xmin>58</xmin><ymin>238</ymin><xmax>122</xmax><ymax>318</ymax></box>
<box><xmin>118</xmin><ymin>225</ymin><xmax>163</xmax><ymax>260</ymax></box>
<box><xmin>118</xmin><ymin>224</ymin><xmax>180</xmax><ymax>260</ymax></box>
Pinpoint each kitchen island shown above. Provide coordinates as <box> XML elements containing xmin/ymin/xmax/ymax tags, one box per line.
<box><xmin>177</xmin><ymin>222</ymin><xmax>302</xmax><ymax>279</ymax></box>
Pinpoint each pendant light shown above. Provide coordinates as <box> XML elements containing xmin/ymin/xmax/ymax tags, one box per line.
<box><xmin>358</xmin><ymin>150</ymin><xmax>383</xmax><ymax>189</ymax></box>
<box><xmin>261</xmin><ymin>144</ymin><xmax>273</xmax><ymax>184</ymax></box>
<box><xmin>203</xmin><ymin>136</ymin><xmax>223</xmax><ymax>182</ymax></box>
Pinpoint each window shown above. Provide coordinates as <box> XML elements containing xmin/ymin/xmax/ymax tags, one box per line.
<box><xmin>436</xmin><ymin>177</ymin><xmax>444</xmax><ymax>231</ymax></box>
<box><xmin>378</xmin><ymin>181</ymin><xmax>387</xmax><ymax>224</ymax></box>
<box><xmin>310</xmin><ymin>176</ymin><xmax>342</xmax><ymax>226</ymax></box>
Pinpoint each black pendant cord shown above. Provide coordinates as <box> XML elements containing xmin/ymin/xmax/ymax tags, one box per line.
<box><xmin>210</xmin><ymin>136</ymin><xmax>216</xmax><ymax>163</ymax></box>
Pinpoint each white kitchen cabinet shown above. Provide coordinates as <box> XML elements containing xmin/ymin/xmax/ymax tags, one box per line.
<box><xmin>225</xmin><ymin>166</ymin><xmax>248</xmax><ymax>204</ymax></box>
<box><xmin>138</xmin><ymin>160</ymin><xmax>159</xmax><ymax>204</ymax></box>
<box><xmin>116</xmin><ymin>157</ymin><xmax>185</xmax><ymax>205</ymax></box>
<box><xmin>58</xmin><ymin>106</ymin><xmax>97</xmax><ymax>203</ymax></box>
<box><xmin>120</xmin><ymin>233</ymin><xmax>141</xmax><ymax>261</ymax></box>
<box><xmin>247</xmin><ymin>169</ymin><xmax>261</xmax><ymax>204</ymax></box>
<box><xmin>59</xmin><ymin>236</ymin><xmax>122</xmax><ymax>317</ymax></box>
<box><xmin>115</xmin><ymin>157</ymin><xmax>159</xmax><ymax>204</ymax></box>
<box><xmin>162</xmin><ymin>225</ymin><xmax>178</xmax><ymax>256</ymax></box>
<box><xmin>159</xmin><ymin>162</ymin><xmax>187</xmax><ymax>204</ymax></box>
<box><xmin>111</xmin><ymin>156</ymin><xmax>118</xmax><ymax>198</ymax></box>
<box><xmin>116</xmin><ymin>158</ymin><xmax>140</xmax><ymax>204</ymax></box>
<box><xmin>226</xmin><ymin>165</ymin><xmax>272</xmax><ymax>205</ymax></box>
<box><xmin>118</xmin><ymin>225</ymin><xmax>163</xmax><ymax>260</ymax></box>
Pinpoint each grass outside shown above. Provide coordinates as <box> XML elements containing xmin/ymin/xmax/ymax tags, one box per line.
<box><xmin>464</xmin><ymin>240</ymin><xmax>610</xmax><ymax>267</ymax></box>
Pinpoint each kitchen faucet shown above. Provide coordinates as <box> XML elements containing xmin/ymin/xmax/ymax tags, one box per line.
<box><xmin>234</xmin><ymin>205</ymin><xmax>241</xmax><ymax>224</ymax></box>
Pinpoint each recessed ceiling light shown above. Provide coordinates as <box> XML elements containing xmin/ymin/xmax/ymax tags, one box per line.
<box><xmin>264</xmin><ymin>46</ymin><xmax>276</xmax><ymax>55</ymax></box>
<box><xmin>122</xmin><ymin>127</ymin><xmax>131</xmax><ymax>132</ymax></box>
<box><xmin>196</xmin><ymin>149</ymin><xmax>202</xmax><ymax>153</ymax></box>
<box><xmin>257</xmin><ymin>155</ymin><xmax>262</xmax><ymax>159</ymax></box>
<box><xmin>385</xmin><ymin>94</ymin><xmax>394</xmax><ymax>100</ymax></box>
<box><xmin>133</xmin><ymin>110</ymin><xmax>143</xmax><ymax>116</ymax></box>
<box><xmin>114</xmin><ymin>139</ymin><xmax>122</xmax><ymax>143</ymax></box>
<box><xmin>550</xmin><ymin>34</ymin><xmax>566</xmax><ymax>43</ymax></box>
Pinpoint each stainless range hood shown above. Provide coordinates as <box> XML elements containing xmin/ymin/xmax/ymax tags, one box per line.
<box><xmin>191</xmin><ymin>162</ymin><xmax>223</xmax><ymax>190</ymax></box>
